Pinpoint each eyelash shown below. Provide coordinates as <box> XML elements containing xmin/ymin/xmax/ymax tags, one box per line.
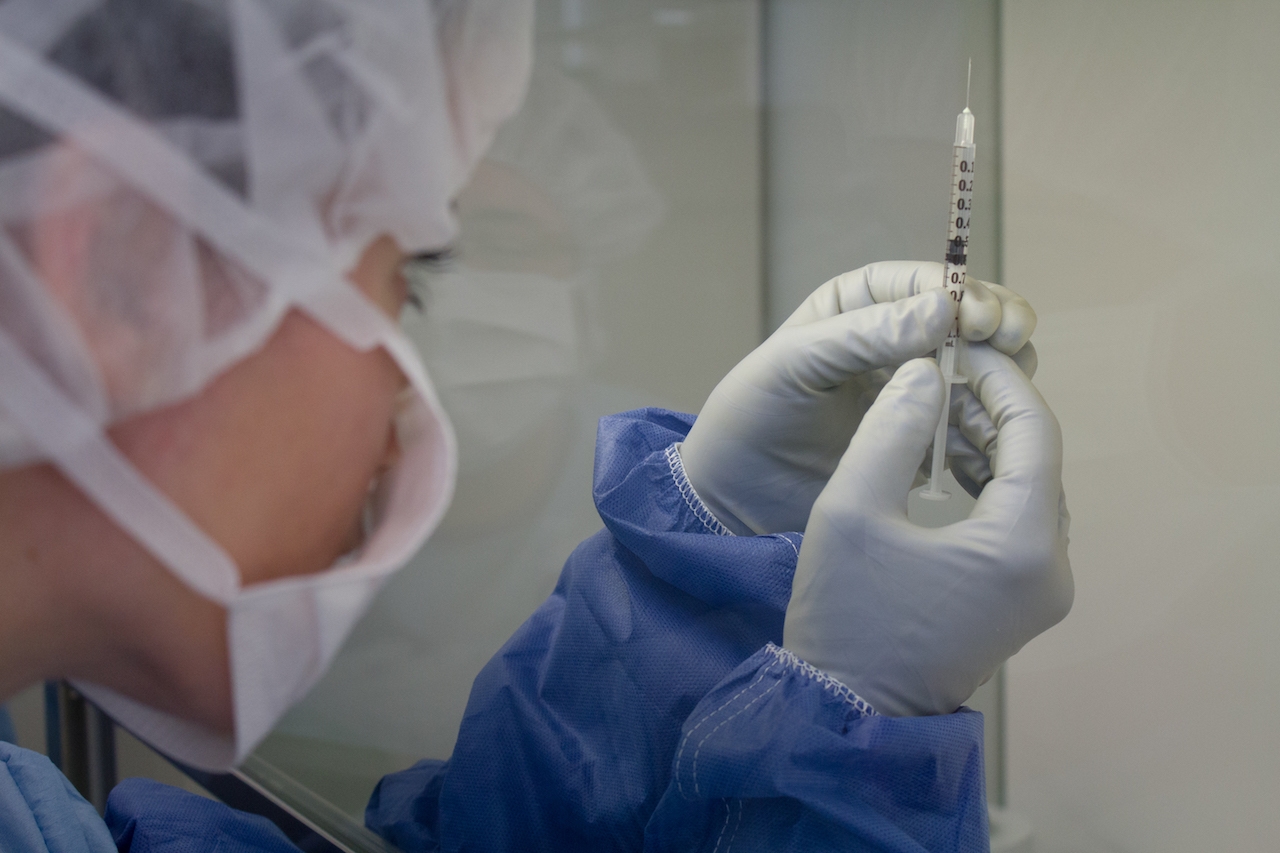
<box><xmin>402</xmin><ymin>247</ymin><xmax>456</xmax><ymax>314</ymax></box>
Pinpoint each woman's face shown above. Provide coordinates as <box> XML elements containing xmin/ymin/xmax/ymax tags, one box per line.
<box><xmin>108</xmin><ymin>234</ymin><xmax>417</xmax><ymax>587</ymax></box>
<box><xmin>5</xmin><ymin>221</ymin><xmax>421</xmax><ymax>732</ymax></box>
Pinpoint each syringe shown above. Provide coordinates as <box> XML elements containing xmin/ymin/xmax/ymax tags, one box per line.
<box><xmin>919</xmin><ymin>79</ymin><xmax>976</xmax><ymax>502</ymax></box>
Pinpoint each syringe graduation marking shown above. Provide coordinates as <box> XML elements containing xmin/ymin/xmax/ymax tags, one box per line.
<box><xmin>943</xmin><ymin>136</ymin><xmax>975</xmax><ymax>343</ymax></box>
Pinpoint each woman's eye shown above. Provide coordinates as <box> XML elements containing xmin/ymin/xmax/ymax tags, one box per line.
<box><xmin>399</xmin><ymin>247</ymin><xmax>455</xmax><ymax>316</ymax></box>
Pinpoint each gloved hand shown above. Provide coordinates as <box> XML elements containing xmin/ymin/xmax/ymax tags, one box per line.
<box><xmin>678</xmin><ymin>261</ymin><xmax>1037</xmax><ymax>536</ymax></box>
<box><xmin>782</xmin><ymin>348</ymin><xmax>1073</xmax><ymax>717</ymax></box>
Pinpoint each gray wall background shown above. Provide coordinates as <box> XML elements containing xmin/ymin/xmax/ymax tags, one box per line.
<box><xmin>1002</xmin><ymin>2</ymin><xmax>1280</xmax><ymax>850</ymax></box>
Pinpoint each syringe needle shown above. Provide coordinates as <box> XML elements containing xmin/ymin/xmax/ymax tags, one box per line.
<box><xmin>966</xmin><ymin>58</ymin><xmax>972</xmax><ymax>110</ymax></box>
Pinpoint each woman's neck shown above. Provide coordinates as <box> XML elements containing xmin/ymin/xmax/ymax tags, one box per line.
<box><xmin>0</xmin><ymin>464</ymin><xmax>93</xmax><ymax>701</ymax></box>
<box><xmin>0</xmin><ymin>463</ymin><xmax>231</xmax><ymax>733</ymax></box>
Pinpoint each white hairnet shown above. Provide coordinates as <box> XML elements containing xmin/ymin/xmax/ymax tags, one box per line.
<box><xmin>0</xmin><ymin>0</ymin><xmax>532</xmax><ymax>469</ymax></box>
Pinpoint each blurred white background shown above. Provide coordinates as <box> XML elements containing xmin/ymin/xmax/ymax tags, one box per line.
<box><xmin>1002</xmin><ymin>2</ymin><xmax>1280</xmax><ymax>850</ymax></box>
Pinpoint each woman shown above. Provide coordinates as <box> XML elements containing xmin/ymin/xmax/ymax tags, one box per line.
<box><xmin>0</xmin><ymin>2</ymin><xmax>1069</xmax><ymax>851</ymax></box>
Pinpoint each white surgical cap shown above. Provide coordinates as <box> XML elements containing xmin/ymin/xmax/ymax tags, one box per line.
<box><xmin>0</xmin><ymin>0</ymin><xmax>533</xmax><ymax>469</ymax></box>
<box><xmin>0</xmin><ymin>0</ymin><xmax>533</xmax><ymax>768</ymax></box>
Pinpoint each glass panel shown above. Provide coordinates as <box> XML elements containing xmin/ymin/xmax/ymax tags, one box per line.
<box><xmin>254</xmin><ymin>0</ymin><xmax>765</xmax><ymax>824</ymax></box>
<box><xmin>762</xmin><ymin>0</ymin><xmax>1005</xmax><ymax>806</ymax></box>
<box><xmin>245</xmin><ymin>0</ymin><xmax>1010</xmax><ymax>844</ymax></box>
<box><xmin>763</xmin><ymin>0</ymin><xmax>1002</xmax><ymax>328</ymax></box>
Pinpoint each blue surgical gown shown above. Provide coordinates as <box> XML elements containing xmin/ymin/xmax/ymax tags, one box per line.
<box><xmin>32</xmin><ymin>409</ymin><xmax>989</xmax><ymax>852</ymax></box>
<box><xmin>0</xmin><ymin>741</ymin><xmax>116</xmax><ymax>853</ymax></box>
<box><xmin>361</xmin><ymin>409</ymin><xmax>989</xmax><ymax>852</ymax></box>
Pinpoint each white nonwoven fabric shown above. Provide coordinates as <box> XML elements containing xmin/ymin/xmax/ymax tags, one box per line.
<box><xmin>0</xmin><ymin>0</ymin><xmax>532</xmax><ymax>466</ymax></box>
<box><xmin>0</xmin><ymin>0</ymin><xmax>532</xmax><ymax>769</ymax></box>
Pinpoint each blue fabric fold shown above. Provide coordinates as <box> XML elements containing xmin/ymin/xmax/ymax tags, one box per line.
<box><xmin>648</xmin><ymin>645</ymin><xmax>987</xmax><ymax>852</ymax></box>
<box><xmin>96</xmin><ymin>407</ymin><xmax>989</xmax><ymax>852</ymax></box>
<box><xmin>367</xmin><ymin>408</ymin><xmax>990</xmax><ymax>852</ymax></box>
<box><xmin>105</xmin><ymin>778</ymin><xmax>300</xmax><ymax>853</ymax></box>
<box><xmin>0</xmin><ymin>741</ymin><xmax>116</xmax><ymax>853</ymax></box>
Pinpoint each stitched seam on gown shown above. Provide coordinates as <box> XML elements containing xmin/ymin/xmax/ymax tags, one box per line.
<box><xmin>710</xmin><ymin>800</ymin><xmax>734</xmax><ymax>853</ymax></box>
<box><xmin>771</xmin><ymin>532</ymin><xmax>801</xmax><ymax>559</ymax></box>
<box><xmin>665</xmin><ymin>442</ymin><xmax>734</xmax><ymax>537</ymax></box>
<box><xmin>675</xmin><ymin>668</ymin><xmax>770</xmax><ymax>799</ymax></box>
<box><xmin>767</xmin><ymin>643</ymin><xmax>878</xmax><ymax>717</ymax></box>
<box><xmin>724</xmin><ymin>799</ymin><xmax>743</xmax><ymax>852</ymax></box>
<box><xmin>692</xmin><ymin>677</ymin><xmax>782</xmax><ymax>797</ymax></box>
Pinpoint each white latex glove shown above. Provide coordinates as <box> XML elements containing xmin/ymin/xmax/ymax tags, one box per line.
<box><xmin>782</xmin><ymin>348</ymin><xmax>1073</xmax><ymax>717</ymax></box>
<box><xmin>679</xmin><ymin>261</ymin><xmax>1036</xmax><ymax>536</ymax></box>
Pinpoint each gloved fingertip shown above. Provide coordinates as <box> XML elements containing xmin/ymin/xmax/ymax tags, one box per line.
<box><xmin>959</xmin><ymin>278</ymin><xmax>1001</xmax><ymax>341</ymax></box>
<box><xmin>987</xmin><ymin>294</ymin><xmax>1038</xmax><ymax>355</ymax></box>
<box><xmin>890</xmin><ymin>356</ymin><xmax>945</xmax><ymax>399</ymax></box>
<box><xmin>907</xmin><ymin>288</ymin><xmax>954</xmax><ymax>340</ymax></box>
<box><xmin>880</xmin><ymin>358</ymin><xmax>948</xmax><ymax>437</ymax></box>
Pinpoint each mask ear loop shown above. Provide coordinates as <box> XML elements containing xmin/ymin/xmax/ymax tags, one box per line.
<box><xmin>0</xmin><ymin>326</ymin><xmax>240</xmax><ymax>603</ymax></box>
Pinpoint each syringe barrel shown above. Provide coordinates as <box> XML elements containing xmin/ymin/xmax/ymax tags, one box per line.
<box><xmin>943</xmin><ymin>137</ymin><xmax>975</xmax><ymax>341</ymax></box>
<box><xmin>926</xmin><ymin>106</ymin><xmax>977</xmax><ymax>501</ymax></box>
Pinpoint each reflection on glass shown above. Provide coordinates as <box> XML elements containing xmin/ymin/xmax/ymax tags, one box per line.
<box><xmin>272</xmin><ymin>58</ymin><xmax>664</xmax><ymax>772</ymax></box>
<box><xmin>251</xmin><ymin>1</ymin><xmax>1016</xmax><ymax>846</ymax></box>
<box><xmin>259</xmin><ymin>1</ymin><xmax>759</xmax><ymax>819</ymax></box>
